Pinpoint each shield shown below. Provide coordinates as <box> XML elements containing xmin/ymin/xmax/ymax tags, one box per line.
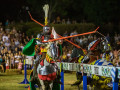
<box><xmin>88</xmin><ymin>39</ymin><xmax>100</xmax><ymax>51</ymax></box>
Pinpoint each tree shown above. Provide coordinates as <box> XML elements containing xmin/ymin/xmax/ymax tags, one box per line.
<box><xmin>82</xmin><ymin>0</ymin><xmax>120</xmax><ymax>25</ymax></box>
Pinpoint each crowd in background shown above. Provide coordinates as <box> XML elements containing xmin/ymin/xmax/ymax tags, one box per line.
<box><xmin>61</xmin><ymin>31</ymin><xmax>120</xmax><ymax>66</ymax></box>
<box><xmin>0</xmin><ymin>21</ymin><xmax>120</xmax><ymax>73</ymax></box>
<box><xmin>0</xmin><ymin>25</ymin><xmax>34</xmax><ymax>72</ymax></box>
<box><xmin>52</xmin><ymin>16</ymin><xmax>77</xmax><ymax>24</ymax></box>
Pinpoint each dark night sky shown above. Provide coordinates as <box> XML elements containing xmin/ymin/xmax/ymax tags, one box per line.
<box><xmin>0</xmin><ymin>0</ymin><xmax>26</xmax><ymax>23</ymax></box>
<box><xmin>0</xmin><ymin>0</ymin><xmax>119</xmax><ymax>26</ymax></box>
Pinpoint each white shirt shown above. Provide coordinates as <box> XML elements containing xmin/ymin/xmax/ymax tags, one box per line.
<box><xmin>80</xmin><ymin>38</ymin><xmax>83</xmax><ymax>44</ymax></box>
<box><xmin>20</xmin><ymin>46</ymin><xmax>24</xmax><ymax>50</ymax></box>
<box><xmin>26</xmin><ymin>56</ymin><xmax>34</xmax><ymax>64</ymax></box>
<box><xmin>26</xmin><ymin>56</ymin><xmax>34</xmax><ymax>60</ymax></box>
<box><xmin>2</xmin><ymin>36</ymin><xmax>8</xmax><ymax>41</ymax></box>
<box><xmin>5</xmin><ymin>42</ymin><xmax>10</xmax><ymax>47</ymax></box>
<box><xmin>114</xmin><ymin>36</ymin><xmax>118</xmax><ymax>42</ymax></box>
<box><xmin>15</xmin><ymin>41</ymin><xmax>20</xmax><ymax>46</ymax></box>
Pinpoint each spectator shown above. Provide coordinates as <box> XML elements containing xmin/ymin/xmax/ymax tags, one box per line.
<box><xmin>14</xmin><ymin>53</ymin><xmax>19</xmax><ymax>69</ymax></box>
<box><xmin>2</xmin><ymin>33</ymin><xmax>9</xmax><ymax>42</ymax></box>
<box><xmin>3</xmin><ymin>48</ymin><xmax>8</xmax><ymax>56</ymax></box>
<box><xmin>18</xmin><ymin>59</ymin><xmax>23</xmax><ymax>70</ymax></box>
<box><xmin>10</xmin><ymin>30</ymin><xmax>14</xmax><ymax>39</ymax></box>
<box><xmin>117</xmin><ymin>39</ymin><xmax>120</xmax><ymax>45</ymax></box>
<box><xmin>5</xmin><ymin>28</ymin><xmax>10</xmax><ymax>33</ymax></box>
<box><xmin>93</xmin><ymin>35</ymin><xmax>97</xmax><ymax>41</ymax></box>
<box><xmin>56</xmin><ymin>16</ymin><xmax>61</xmax><ymax>24</ymax></box>
<box><xmin>67</xmin><ymin>50</ymin><xmax>72</xmax><ymax>62</ymax></box>
<box><xmin>0</xmin><ymin>22</ymin><xmax>2</xmax><ymax>26</ymax></box>
<box><xmin>62</xmin><ymin>52</ymin><xmax>67</xmax><ymax>62</ymax></box>
<box><xmin>62</xmin><ymin>46</ymin><xmax>67</xmax><ymax>53</ymax></box>
<box><xmin>30</xmin><ymin>35</ymin><xmax>34</xmax><ymax>40</ymax></box>
<box><xmin>23</xmin><ymin>38</ymin><xmax>27</xmax><ymax>45</ymax></box>
<box><xmin>79</xmin><ymin>37</ymin><xmax>83</xmax><ymax>46</ymax></box>
<box><xmin>26</xmin><ymin>36</ymin><xmax>30</xmax><ymax>42</ymax></box>
<box><xmin>106</xmin><ymin>33</ymin><xmax>110</xmax><ymax>42</ymax></box>
<box><xmin>118</xmin><ymin>34</ymin><xmax>120</xmax><ymax>40</ymax></box>
<box><xmin>1</xmin><ymin>54</ymin><xmax>5</xmax><ymax>72</ymax></box>
<box><xmin>75</xmin><ymin>37</ymin><xmax>80</xmax><ymax>44</ymax></box>
<box><xmin>15</xmin><ymin>32</ymin><xmax>19</xmax><ymax>38</ymax></box>
<box><xmin>0</xmin><ymin>27</ymin><xmax>3</xmax><ymax>32</ymax></box>
<box><xmin>14</xmin><ymin>47</ymin><xmax>18</xmax><ymax>54</ymax></box>
<box><xmin>72</xmin><ymin>20</ymin><xmax>77</xmax><ymax>24</ymax></box>
<box><xmin>113</xmin><ymin>50</ymin><xmax>120</xmax><ymax>66</ymax></box>
<box><xmin>0</xmin><ymin>49</ymin><xmax>5</xmax><ymax>57</ymax></box>
<box><xmin>20</xmin><ymin>43</ymin><xmax>24</xmax><ymax>50</ymax></box>
<box><xmin>88</xmin><ymin>34</ymin><xmax>93</xmax><ymax>42</ymax></box>
<box><xmin>5</xmin><ymin>40</ymin><xmax>10</xmax><ymax>47</ymax></box>
<box><xmin>15</xmin><ymin>39</ymin><xmax>20</xmax><ymax>47</ymax></box>
<box><xmin>62</xmin><ymin>19</ymin><xmax>65</xmax><ymax>24</ymax></box>
<box><xmin>11</xmin><ymin>43</ymin><xmax>15</xmax><ymax>53</ymax></box>
<box><xmin>66</xmin><ymin>18</ymin><xmax>71</xmax><ymax>24</ymax></box>
<box><xmin>18</xmin><ymin>51</ymin><xmax>22</xmax><ymax>59</ymax></box>
<box><xmin>73</xmin><ymin>30</ymin><xmax>78</xmax><ymax>35</ymax></box>
<box><xmin>10</xmin><ymin>53</ymin><xmax>14</xmax><ymax>69</ymax></box>
<box><xmin>82</xmin><ymin>36</ymin><xmax>88</xmax><ymax>45</ymax></box>
<box><xmin>5</xmin><ymin>55</ymin><xmax>9</xmax><ymax>69</ymax></box>
<box><xmin>63</xmin><ymin>31</ymin><xmax>68</xmax><ymax>37</ymax></box>
<box><xmin>0</xmin><ymin>44</ymin><xmax>3</xmax><ymax>51</ymax></box>
<box><xmin>0</xmin><ymin>55</ymin><xmax>3</xmax><ymax>65</ymax></box>
<box><xmin>70</xmin><ymin>31</ymin><xmax>75</xmax><ymax>36</ymax></box>
<box><xmin>12</xmin><ymin>27</ymin><xmax>17</xmax><ymax>34</ymax></box>
<box><xmin>5</xmin><ymin>19</ymin><xmax>9</xmax><ymax>26</ymax></box>
<box><xmin>114</xmin><ymin>33</ymin><xmax>119</xmax><ymax>44</ymax></box>
<box><xmin>17</xmin><ymin>45</ymin><xmax>22</xmax><ymax>52</ymax></box>
<box><xmin>52</xmin><ymin>20</ymin><xmax>56</xmax><ymax>24</ymax></box>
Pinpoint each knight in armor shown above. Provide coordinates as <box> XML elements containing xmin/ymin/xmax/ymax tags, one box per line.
<box><xmin>71</xmin><ymin>38</ymin><xmax>101</xmax><ymax>86</ymax></box>
<box><xmin>102</xmin><ymin>39</ymin><xmax>113</xmax><ymax>62</ymax></box>
<box><xmin>30</xmin><ymin>25</ymin><xmax>51</xmax><ymax>81</ymax></box>
<box><xmin>22</xmin><ymin>4</ymin><xmax>62</xmax><ymax>90</ymax></box>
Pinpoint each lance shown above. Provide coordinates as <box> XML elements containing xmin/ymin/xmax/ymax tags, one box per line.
<box><xmin>42</xmin><ymin>27</ymin><xmax>99</xmax><ymax>43</ymax></box>
<box><xmin>28</xmin><ymin>11</ymin><xmax>44</xmax><ymax>27</ymax></box>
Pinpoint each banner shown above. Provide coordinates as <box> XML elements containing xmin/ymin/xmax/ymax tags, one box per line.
<box><xmin>56</xmin><ymin>62</ymin><xmax>120</xmax><ymax>78</ymax></box>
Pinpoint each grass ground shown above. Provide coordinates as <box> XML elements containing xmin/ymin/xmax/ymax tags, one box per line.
<box><xmin>0</xmin><ymin>72</ymin><xmax>83</xmax><ymax>90</ymax></box>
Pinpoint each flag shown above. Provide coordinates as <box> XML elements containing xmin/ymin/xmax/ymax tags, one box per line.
<box><xmin>22</xmin><ymin>38</ymin><xmax>37</xmax><ymax>56</ymax></box>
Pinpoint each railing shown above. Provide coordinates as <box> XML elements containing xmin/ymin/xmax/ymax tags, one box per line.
<box><xmin>57</xmin><ymin>62</ymin><xmax>119</xmax><ymax>90</ymax></box>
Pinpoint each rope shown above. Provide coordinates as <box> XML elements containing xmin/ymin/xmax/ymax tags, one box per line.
<box><xmin>96</xmin><ymin>31</ymin><xmax>106</xmax><ymax>38</ymax></box>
